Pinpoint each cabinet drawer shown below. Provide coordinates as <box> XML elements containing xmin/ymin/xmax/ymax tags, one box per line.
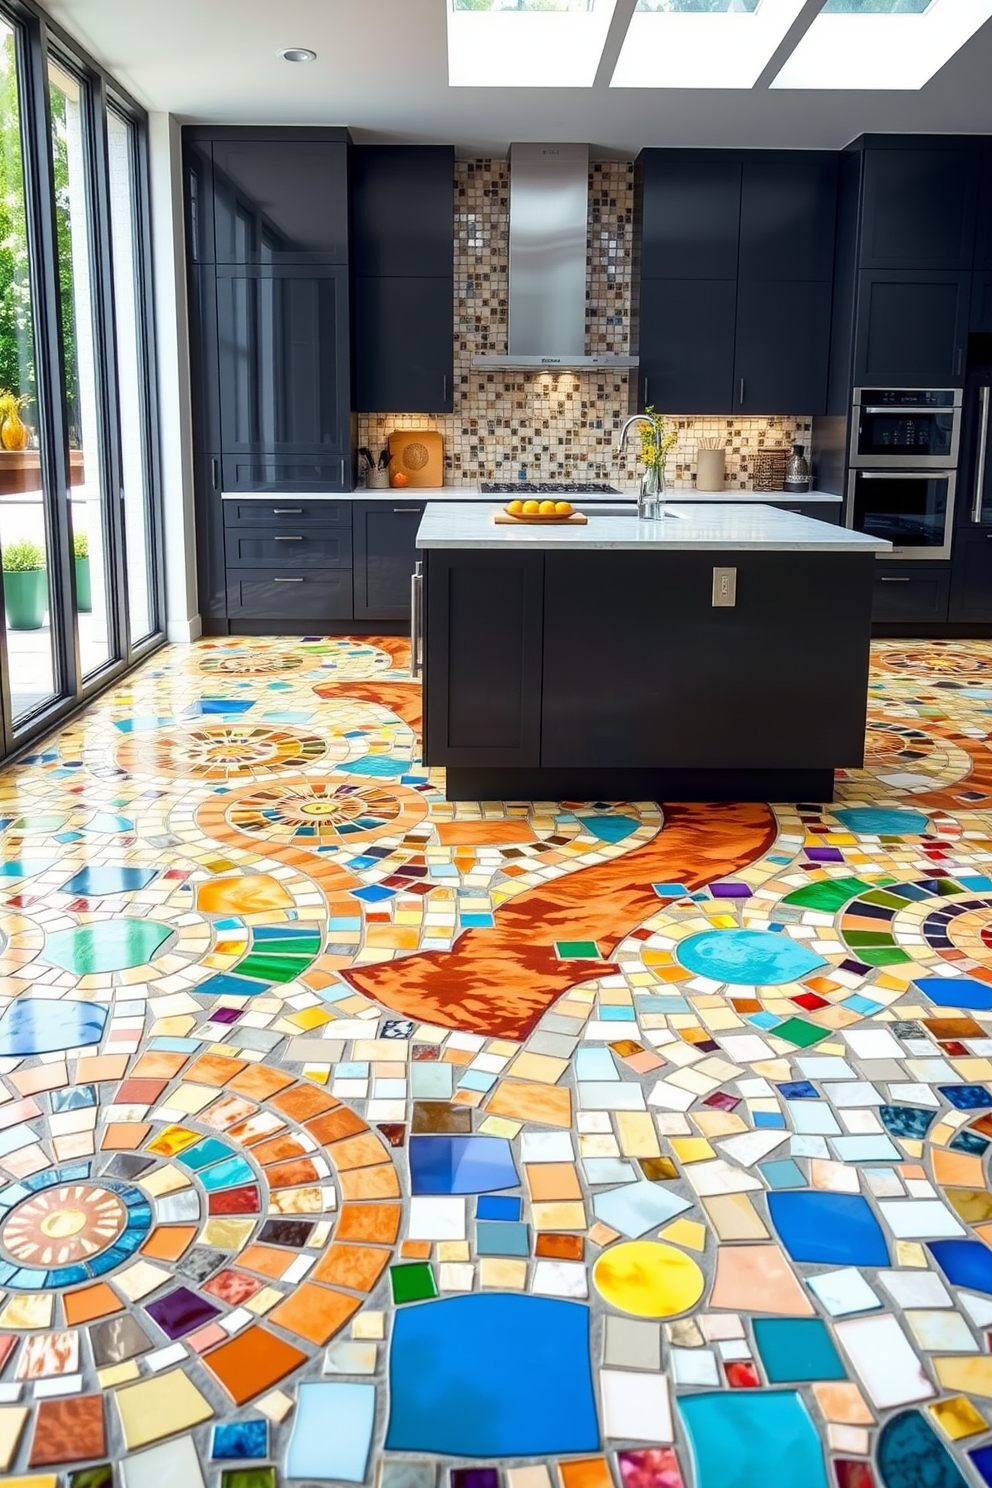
<box><xmin>778</xmin><ymin>502</ymin><xmax>842</xmax><ymax>524</ymax></box>
<box><xmin>226</xmin><ymin>570</ymin><xmax>353</xmax><ymax>620</ymax></box>
<box><xmin>225</xmin><ymin>529</ymin><xmax>353</xmax><ymax>570</ymax></box>
<box><xmin>222</xmin><ymin>455</ymin><xmax>351</xmax><ymax>494</ymax></box>
<box><xmin>223</xmin><ymin>500</ymin><xmax>351</xmax><ymax>528</ymax></box>
<box><xmin>873</xmin><ymin>566</ymin><xmax>950</xmax><ymax>624</ymax></box>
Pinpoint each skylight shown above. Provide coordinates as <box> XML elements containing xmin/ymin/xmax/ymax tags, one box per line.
<box><xmin>447</xmin><ymin>0</ymin><xmax>617</xmax><ymax>85</ymax></box>
<box><xmin>611</xmin><ymin>0</ymin><xmax>808</xmax><ymax>87</ymax></box>
<box><xmin>771</xmin><ymin>0</ymin><xmax>992</xmax><ymax>87</ymax></box>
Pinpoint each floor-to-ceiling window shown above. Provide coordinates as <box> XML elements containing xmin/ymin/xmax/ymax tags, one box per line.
<box><xmin>0</xmin><ymin>1</ymin><xmax>162</xmax><ymax>761</ymax></box>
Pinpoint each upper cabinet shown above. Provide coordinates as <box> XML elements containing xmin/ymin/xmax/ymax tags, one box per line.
<box><xmin>352</xmin><ymin>146</ymin><xmax>455</xmax><ymax>278</ymax></box>
<box><xmin>974</xmin><ymin>143</ymin><xmax>992</xmax><ymax>274</ymax></box>
<box><xmin>738</xmin><ymin>153</ymin><xmax>838</xmax><ymax>283</ymax></box>
<box><xmin>857</xmin><ymin>139</ymin><xmax>979</xmax><ymax>271</ymax></box>
<box><xmin>636</xmin><ymin>151</ymin><xmax>742</xmax><ymax>280</ymax></box>
<box><xmin>186</xmin><ymin>128</ymin><xmax>351</xmax><ymax>266</ymax></box>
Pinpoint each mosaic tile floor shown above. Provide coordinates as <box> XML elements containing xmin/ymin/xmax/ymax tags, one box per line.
<box><xmin>5</xmin><ymin>636</ymin><xmax>992</xmax><ymax>1485</ymax></box>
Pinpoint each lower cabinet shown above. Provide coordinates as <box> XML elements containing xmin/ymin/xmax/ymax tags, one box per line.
<box><xmin>226</xmin><ymin>572</ymin><xmax>354</xmax><ymax>621</ymax></box>
<box><xmin>872</xmin><ymin>564</ymin><xmax>950</xmax><ymax>625</ymax></box>
<box><xmin>950</xmin><ymin>528</ymin><xmax>992</xmax><ymax>622</ymax></box>
<box><xmin>353</xmin><ymin>500</ymin><xmax>425</xmax><ymax>619</ymax></box>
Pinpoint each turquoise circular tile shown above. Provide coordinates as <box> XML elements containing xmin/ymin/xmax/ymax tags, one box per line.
<box><xmin>42</xmin><ymin>919</ymin><xmax>174</xmax><ymax>974</ymax></box>
<box><xmin>676</xmin><ymin>929</ymin><xmax>827</xmax><ymax>986</ymax></box>
<box><xmin>832</xmin><ymin>807</ymin><xmax>931</xmax><ymax>836</ymax></box>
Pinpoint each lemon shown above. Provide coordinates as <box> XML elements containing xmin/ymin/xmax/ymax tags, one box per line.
<box><xmin>539</xmin><ymin>499</ymin><xmax>556</xmax><ymax>514</ymax></box>
<box><xmin>554</xmin><ymin>500</ymin><xmax>573</xmax><ymax>515</ymax></box>
<box><xmin>522</xmin><ymin>499</ymin><xmax>540</xmax><ymax>515</ymax></box>
<box><xmin>507</xmin><ymin>499</ymin><xmax>524</xmax><ymax>515</ymax></box>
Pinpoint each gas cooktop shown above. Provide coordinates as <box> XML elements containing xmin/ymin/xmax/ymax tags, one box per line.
<box><xmin>481</xmin><ymin>481</ymin><xmax>621</xmax><ymax>495</ymax></box>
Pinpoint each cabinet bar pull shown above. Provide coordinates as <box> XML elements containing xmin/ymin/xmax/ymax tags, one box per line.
<box><xmin>642</xmin><ymin>377</ymin><xmax>649</xmax><ymax>407</ymax></box>
<box><xmin>274</xmin><ymin>508</ymin><xmax>303</xmax><ymax>514</ymax></box>
<box><xmin>880</xmin><ymin>577</ymin><xmax>910</xmax><ymax>582</ymax></box>
<box><xmin>739</xmin><ymin>378</ymin><xmax>745</xmax><ymax>405</ymax></box>
<box><xmin>273</xmin><ymin>577</ymin><xmax>304</xmax><ymax>583</ymax></box>
<box><xmin>443</xmin><ymin>374</ymin><xmax>449</xmax><ymax>403</ymax></box>
<box><xmin>340</xmin><ymin>456</ymin><xmax>346</xmax><ymax>487</ymax></box>
<box><xmin>211</xmin><ymin>457</ymin><xmax>219</xmax><ymax>488</ymax></box>
<box><xmin>973</xmin><ymin>386</ymin><xmax>991</xmax><ymax>524</ymax></box>
<box><xmin>956</xmin><ymin>347</ymin><xmax>965</xmax><ymax>378</ymax></box>
<box><xmin>393</xmin><ymin>507</ymin><xmax>420</xmax><ymax>514</ymax></box>
<box><xmin>410</xmin><ymin>561</ymin><xmax>423</xmax><ymax>680</ymax></box>
<box><xmin>273</xmin><ymin>535</ymin><xmax>303</xmax><ymax>541</ymax></box>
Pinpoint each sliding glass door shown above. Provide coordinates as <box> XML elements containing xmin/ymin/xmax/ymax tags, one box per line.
<box><xmin>0</xmin><ymin>0</ymin><xmax>162</xmax><ymax>762</ymax></box>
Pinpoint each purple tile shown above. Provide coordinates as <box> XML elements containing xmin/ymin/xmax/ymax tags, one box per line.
<box><xmin>710</xmin><ymin>882</ymin><xmax>753</xmax><ymax>899</ymax></box>
<box><xmin>451</xmin><ymin>1472</ymin><xmax>499</xmax><ymax>1488</ymax></box>
<box><xmin>210</xmin><ymin>1007</ymin><xmax>242</xmax><ymax>1025</ymax></box>
<box><xmin>146</xmin><ymin>1286</ymin><xmax>221</xmax><ymax>1339</ymax></box>
<box><xmin>804</xmin><ymin>848</ymin><xmax>845</xmax><ymax>862</ymax></box>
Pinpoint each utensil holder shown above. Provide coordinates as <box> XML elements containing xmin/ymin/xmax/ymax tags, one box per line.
<box><xmin>695</xmin><ymin>448</ymin><xmax>725</xmax><ymax>493</ymax></box>
<box><xmin>365</xmin><ymin>469</ymin><xmax>390</xmax><ymax>489</ymax></box>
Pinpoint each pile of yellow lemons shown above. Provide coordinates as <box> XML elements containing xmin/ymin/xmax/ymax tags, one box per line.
<box><xmin>506</xmin><ymin>498</ymin><xmax>573</xmax><ymax>517</ymax></box>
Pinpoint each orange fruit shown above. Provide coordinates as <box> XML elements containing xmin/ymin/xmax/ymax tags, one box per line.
<box><xmin>539</xmin><ymin>499</ymin><xmax>556</xmax><ymax>515</ymax></box>
<box><xmin>522</xmin><ymin>499</ymin><xmax>540</xmax><ymax>515</ymax></box>
<box><xmin>507</xmin><ymin>499</ymin><xmax>524</xmax><ymax>516</ymax></box>
<box><xmin>391</xmin><ymin>471</ymin><xmax>409</xmax><ymax>487</ymax></box>
<box><xmin>554</xmin><ymin>500</ymin><xmax>573</xmax><ymax>515</ymax></box>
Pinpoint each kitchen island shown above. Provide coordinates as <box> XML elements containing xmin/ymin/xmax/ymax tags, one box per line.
<box><xmin>417</xmin><ymin>502</ymin><xmax>889</xmax><ymax>802</ymax></box>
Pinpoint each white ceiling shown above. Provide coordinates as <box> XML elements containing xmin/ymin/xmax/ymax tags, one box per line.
<box><xmin>42</xmin><ymin>0</ymin><xmax>992</xmax><ymax>153</ymax></box>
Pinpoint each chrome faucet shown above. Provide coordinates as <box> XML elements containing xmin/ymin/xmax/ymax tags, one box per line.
<box><xmin>616</xmin><ymin>413</ymin><xmax>664</xmax><ymax>519</ymax></box>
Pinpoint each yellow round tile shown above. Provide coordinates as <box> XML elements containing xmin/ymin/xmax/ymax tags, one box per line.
<box><xmin>593</xmin><ymin>1240</ymin><xmax>705</xmax><ymax>1318</ymax></box>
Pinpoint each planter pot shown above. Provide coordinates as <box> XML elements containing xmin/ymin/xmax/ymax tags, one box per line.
<box><xmin>74</xmin><ymin>556</ymin><xmax>91</xmax><ymax>613</ymax></box>
<box><xmin>3</xmin><ymin>568</ymin><xmax>47</xmax><ymax>630</ymax></box>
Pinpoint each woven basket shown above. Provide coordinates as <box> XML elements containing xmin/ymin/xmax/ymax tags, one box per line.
<box><xmin>752</xmin><ymin>449</ymin><xmax>788</xmax><ymax>493</ymax></box>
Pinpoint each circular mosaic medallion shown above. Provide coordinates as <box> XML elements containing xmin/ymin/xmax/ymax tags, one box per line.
<box><xmin>0</xmin><ymin>1177</ymin><xmax>151</xmax><ymax>1284</ymax></box>
<box><xmin>198</xmin><ymin>651</ymin><xmax>305</xmax><ymax>675</ymax></box>
<box><xmin>676</xmin><ymin>929</ymin><xmax>827</xmax><ymax>986</ymax></box>
<box><xmin>226</xmin><ymin>781</ymin><xmax>404</xmax><ymax>845</ymax></box>
<box><xmin>873</xmin><ymin>642</ymin><xmax>992</xmax><ymax>681</ymax></box>
<box><xmin>593</xmin><ymin>1240</ymin><xmax>705</xmax><ymax>1318</ymax></box>
<box><xmin>116</xmin><ymin>724</ymin><xmax>341</xmax><ymax>783</ymax></box>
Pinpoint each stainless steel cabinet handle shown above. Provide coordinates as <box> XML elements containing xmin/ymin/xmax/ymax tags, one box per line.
<box><xmin>739</xmin><ymin>378</ymin><xmax>745</xmax><ymax>406</ymax></box>
<box><xmin>340</xmin><ymin>456</ymin><xmax>346</xmax><ymax>486</ymax></box>
<box><xmin>273</xmin><ymin>535</ymin><xmax>303</xmax><ymax>541</ymax></box>
<box><xmin>211</xmin><ymin>457</ymin><xmax>219</xmax><ymax>488</ymax></box>
<box><xmin>393</xmin><ymin>508</ymin><xmax>420</xmax><ymax>514</ymax></box>
<box><xmin>972</xmin><ymin>386</ymin><xmax>991</xmax><ymax>523</ymax></box>
<box><xmin>273</xmin><ymin>577</ymin><xmax>304</xmax><ymax>583</ymax></box>
<box><xmin>880</xmin><ymin>577</ymin><xmax>910</xmax><ymax>582</ymax></box>
<box><xmin>859</xmin><ymin>472</ymin><xmax>939</xmax><ymax>481</ymax></box>
<box><xmin>410</xmin><ymin>561</ymin><xmax>423</xmax><ymax>679</ymax></box>
<box><xmin>274</xmin><ymin>508</ymin><xmax>303</xmax><ymax>514</ymax></box>
<box><xmin>643</xmin><ymin>377</ymin><xmax>649</xmax><ymax>407</ymax></box>
<box><xmin>443</xmin><ymin>374</ymin><xmax>449</xmax><ymax>403</ymax></box>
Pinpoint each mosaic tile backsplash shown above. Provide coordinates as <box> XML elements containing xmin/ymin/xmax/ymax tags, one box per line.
<box><xmin>355</xmin><ymin>160</ymin><xmax>811</xmax><ymax>490</ymax></box>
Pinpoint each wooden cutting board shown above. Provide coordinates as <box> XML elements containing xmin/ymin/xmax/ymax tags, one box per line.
<box><xmin>387</xmin><ymin>430</ymin><xmax>444</xmax><ymax>488</ymax></box>
<box><xmin>493</xmin><ymin>511</ymin><xmax>588</xmax><ymax>525</ymax></box>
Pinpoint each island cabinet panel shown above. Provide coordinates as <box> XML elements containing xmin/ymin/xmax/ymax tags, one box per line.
<box><xmin>353</xmin><ymin>501</ymin><xmax>425</xmax><ymax>621</ymax></box>
<box><xmin>541</xmin><ymin>552</ymin><xmax>874</xmax><ymax>772</ymax></box>
<box><xmin>424</xmin><ymin>551</ymin><xmax>544</xmax><ymax>768</ymax></box>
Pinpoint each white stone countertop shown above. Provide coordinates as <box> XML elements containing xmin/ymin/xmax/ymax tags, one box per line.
<box><xmin>416</xmin><ymin>501</ymin><xmax>890</xmax><ymax>553</ymax></box>
<box><xmin>222</xmin><ymin>486</ymin><xmax>842</xmax><ymax>503</ymax></box>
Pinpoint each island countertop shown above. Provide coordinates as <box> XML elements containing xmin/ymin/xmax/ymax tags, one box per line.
<box><xmin>416</xmin><ymin>501</ymin><xmax>890</xmax><ymax>553</ymax></box>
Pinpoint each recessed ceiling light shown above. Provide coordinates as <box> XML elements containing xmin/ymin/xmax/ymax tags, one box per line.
<box><xmin>279</xmin><ymin>47</ymin><xmax>317</xmax><ymax>63</ymax></box>
<box><xmin>611</xmin><ymin>0</ymin><xmax>807</xmax><ymax>88</ymax></box>
<box><xmin>770</xmin><ymin>0</ymin><xmax>992</xmax><ymax>89</ymax></box>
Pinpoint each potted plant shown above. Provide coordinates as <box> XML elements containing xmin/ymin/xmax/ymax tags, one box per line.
<box><xmin>73</xmin><ymin>530</ymin><xmax>91</xmax><ymax>612</ymax></box>
<box><xmin>639</xmin><ymin>405</ymin><xmax>678</xmax><ymax>496</ymax></box>
<box><xmin>2</xmin><ymin>539</ymin><xmax>47</xmax><ymax>630</ymax></box>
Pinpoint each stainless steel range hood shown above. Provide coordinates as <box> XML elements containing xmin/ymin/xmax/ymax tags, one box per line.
<box><xmin>471</xmin><ymin>143</ymin><xmax>637</xmax><ymax>372</ymax></box>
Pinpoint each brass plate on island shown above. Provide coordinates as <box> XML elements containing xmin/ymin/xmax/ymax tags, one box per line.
<box><xmin>494</xmin><ymin>509</ymin><xmax>589</xmax><ymax>526</ymax></box>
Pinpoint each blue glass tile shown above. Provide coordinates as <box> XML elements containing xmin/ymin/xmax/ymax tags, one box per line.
<box><xmin>753</xmin><ymin>1318</ymin><xmax>845</xmax><ymax>1382</ymax></box>
<box><xmin>583</xmin><ymin>1158</ymin><xmax>637</xmax><ymax>1185</ymax></box>
<box><xmin>196</xmin><ymin>973</ymin><xmax>270</xmax><ymax>999</ymax></box>
<box><xmin>386</xmin><ymin>1295</ymin><xmax>597</xmax><ymax>1456</ymax></box>
<box><xmin>409</xmin><ymin>1136</ymin><xmax>517</xmax><ymax>1195</ymax></box>
<box><xmin>652</xmin><ymin>883</ymin><xmax>690</xmax><ymax>898</ymax></box>
<box><xmin>769</xmin><ymin>1192</ymin><xmax>888</xmax><ymax>1266</ymax></box>
<box><xmin>351</xmin><ymin>885</ymin><xmax>397</xmax><ymax>904</ymax></box>
<box><xmin>939</xmin><ymin>1084</ymin><xmax>992</xmax><ymax>1110</ymax></box>
<box><xmin>676</xmin><ymin>929</ymin><xmax>827</xmax><ymax>985</ymax></box>
<box><xmin>839</xmin><ymin>994</ymin><xmax>884</xmax><ymax>1015</ymax></box>
<box><xmin>833</xmin><ymin>807</ymin><xmax>930</xmax><ymax>835</ymax></box>
<box><xmin>0</xmin><ymin>1262</ymin><xmax>16</xmax><ymax>1286</ymax></box>
<box><xmin>475</xmin><ymin>1221</ymin><xmax>530</xmax><ymax>1256</ymax></box>
<box><xmin>339</xmin><ymin>757</ymin><xmax>408</xmax><ymax>777</ymax></box>
<box><xmin>59</xmin><ymin>866</ymin><xmax>157</xmax><ymax>895</ymax></box>
<box><xmin>178</xmin><ymin>1138</ymin><xmax>235</xmax><ymax>1171</ymax></box>
<box><xmin>576</xmin><ymin>814</ymin><xmax>639</xmax><ymax>843</ymax></box>
<box><xmin>972</xmin><ymin>1444</ymin><xmax>992</xmax><ymax>1487</ymax></box>
<box><xmin>749</xmin><ymin>1012</ymin><xmax>783</xmax><ymax>1030</ymax></box>
<box><xmin>679</xmin><ymin>1391</ymin><xmax>828</xmax><ymax>1488</ymax></box>
<box><xmin>880</xmin><ymin>1106</ymin><xmax>935</xmax><ymax>1140</ymax></box>
<box><xmin>51</xmin><ymin>1085</ymin><xmax>97</xmax><ymax>1112</ymax></box>
<box><xmin>759</xmin><ymin>1159</ymin><xmax>807</xmax><ymax>1190</ymax></box>
<box><xmin>777</xmin><ymin>1081</ymin><xmax>818</xmax><ymax>1099</ymax></box>
<box><xmin>9</xmin><ymin>1268</ymin><xmax>47</xmax><ymax>1289</ymax></box>
<box><xmin>929</xmin><ymin>1239</ymin><xmax>992</xmax><ymax>1292</ymax></box>
<box><xmin>184</xmin><ymin>699</ymin><xmax>255</xmax><ymax>716</ymax></box>
<box><xmin>460</xmin><ymin>913</ymin><xmax>494</xmax><ymax>928</ymax></box>
<box><xmin>477</xmin><ymin>1196</ymin><xmax>520</xmax><ymax>1221</ymax></box>
<box><xmin>598</xmin><ymin>1006</ymin><xmax>636</xmax><ymax>1022</ymax></box>
<box><xmin>42</xmin><ymin>1264</ymin><xmax>89</xmax><ymax>1288</ymax></box>
<box><xmin>634</xmin><ymin>996</ymin><xmax>689</xmax><ymax>1013</ymax></box>
<box><xmin>879</xmin><ymin>1410</ymin><xmax>966</xmax><ymax>1488</ymax></box>
<box><xmin>287</xmin><ymin>1382</ymin><xmax>375</xmax><ymax>1482</ymax></box>
<box><xmin>457</xmin><ymin>1069</ymin><xmax>497</xmax><ymax>1094</ymax></box>
<box><xmin>593</xmin><ymin>1179</ymin><xmax>691</xmax><ymax>1237</ymax></box>
<box><xmin>212</xmin><ymin>1420</ymin><xmax>269</xmax><ymax>1460</ymax></box>
<box><xmin>950</xmin><ymin>1129</ymin><xmax>989</xmax><ymax>1155</ymax></box>
<box><xmin>575</xmin><ymin>1048</ymin><xmax>619</xmax><ymax>1082</ymax></box>
<box><xmin>198</xmin><ymin>1156</ymin><xmax>256</xmax><ymax>1191</ymax></box>
<box><xmin>754</xmin><ymin>1111</ymin><xmax>787</xmax><ymax>1129</ymax></box>
<box><xmin>335</xmin><ymin>1064</ymin><xmax>370</xmax><ymax>1080</ymax></box>
<box><xmin>0</xmin><ymin>998</ymin><xmax>107</xmax><ymax>1056</ymax></box>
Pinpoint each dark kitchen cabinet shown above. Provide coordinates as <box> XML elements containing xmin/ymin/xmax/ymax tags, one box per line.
<box><xmin>858</xmin><ymin>142</ymin><xmax>979</xmax><ymax>271</ymax></box>
<box><xmin>636</xmin><ymin>278</ymin><xmax>736</xmax><ymax>415</ymax></box>
<box><xmin>973</xmin><ymin>274</ymin><xmax>992</xmax><ymax>336</ymax></box>
<box><xmin>950</xmin><ymin>531</ymin><xmax>992</xmax><ymax>623</ymax></box>
<box><xmin>226</xmin><ymin>571</ymin><xmax>354</xmax><ymax>622</ymax></box>
<box><xmin>352</xmin><ymin>147</ymin><xmax>454</xmax><ymax>278</ymax></box>
<box><xmin>854</xmin><ymin>271</ymin><xmax>970</xmax><ymax>388</ymax></box>
<box><xmin>975</xmin><ymin>146</ymin><xmax>992</xmax><ymax>272</ymax></box>
<box><xmin>872</xmin><ymin>564</ymin><xmax>950</xmax><ymax>626</ymax></box>
<box><xmin>636</xmin><ymin>151</ymin><xmax>742</xmax><ymax>281</ymax></box>
<box><xmin>734</xmin><ymin>280</ymin><xmax>832</xmax><ymax>415</ymax></box>
<box><xmin>196</xmin><ymin>452</ymin><xmax>226</xmax><ymax>624</ymax></box>
<box><xmin>353</xmin><ymin>500</ymin><xmax>425</xmax><ymax>620</ymax></box>
<box><xmin>353</xmin><ymin>277</ymin><xmax>454</xmax><ymax>413</ymax></box>
<box><xmin>215</xmin><ymin>265</ymin><xmax>351</xmax><ymax>457</ymax></box>
<box><xmin>738</xmin><ymin>152</ymin><xmax>838</xmax><ymax>282</ymax></box>
<box><xmin>210</xmin><ymin>132</ymin><xmax>350</xmax><ymax>265</ymax></box>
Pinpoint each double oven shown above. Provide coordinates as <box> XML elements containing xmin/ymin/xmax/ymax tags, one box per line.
<box><xmin>846</xmin><ymin>388</ymin><xmax>962</xmax><ymax>560</ymax></box>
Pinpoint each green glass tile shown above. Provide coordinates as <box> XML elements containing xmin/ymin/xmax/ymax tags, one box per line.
<box><xmin>858</xmin><ymin>890</ymin><xmax>910</xmax><ymax>910</ymax></box>
<box><xmin>390</xmin><ymin>1262</ymin><xmax>438</xmax><ymax>1304</ymax></box>
<box><xmin>771</xmin><ymin>1018</ymin><xmax>826</xmax><ymax>1048</ymax></box>
<box><xmin>236</xmin><ymin>951</ymin><xmax>317</xmax><ymax>983</ymax></box>
<box><xmin>842</xmin><ymin>930</ymin><xmax>897</xmax><ymax>947</ymax></box>
<box><xmin>554</xmin><ymin>940</ymin><xmax>601</xmax><ymax>960</ymax></box>
<box><xmin>43</xmin><ymin>918</ymin><xmax>173</xmax><ymax>974</ymax></box>
<box><xmin>221</xmin><ymin>1471</ymin><xmax>277</xmax><ymax>1488</ymax></box>
<box><xmin>781</xmin><ymin>878</ymin><xmax>872</xmax><ymax>911</ymax></box>
<box><xmin>69</xmin><ymin>1469</ymin><xmax>113</xmax><ymax>1488</ymax></box>
<box><xmin>857</xmin><ymin>947</ymin><xmax>913</xmax><ymax>966</ymax></box>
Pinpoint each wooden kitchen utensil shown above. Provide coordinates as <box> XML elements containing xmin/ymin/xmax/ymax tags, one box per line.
<box><xmin>387</xmin><ymin>430</ymin><xmax>444</xmax><ymax>488</ymax></box>
<box><xmin>493</xmin><ymin>510</ymin><xmax>589</xmax><ymax>525</ymax></box>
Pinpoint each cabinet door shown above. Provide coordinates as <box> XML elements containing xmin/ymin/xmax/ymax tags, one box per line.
<box><xmin>859</xmin><ymin>145</ymin><xmax>979</xmax><ymax>270</ymax></box>
<box><xmin>216</xmin><ymin>267</ymin><xmax>350</xmax><ymax>455</ymax></box>
<box><xmin>636</xmin><ymin>278</ymin><xmax>736</xmax><ymax>414</ymax></box>
<box><xmin>950</xmin><ymin>531</ymin><xmax>992</xmax><ymax>622</ymax></box>
<box><xmin>734</xmin><ymin>281</ymin><xmax>831</xmax><ymax>416</ymax></box>
<box><xmin>211</xmin><ymin>137</ymin><xmax>349</xmax><ymax>264</ymax></box>
<box><xmin>353</xmin><ymin>278</ymin><xmax>454</xmax><ymax>413</ymax></box>
<box><xmin>353</xmin><ymin>501</ymin><xmax>425</xmax><ymax>620</ymax></box>
<box><xmin>352</xmin><ymin>147</ymin><xmax>454</xmax><ymax>278</ymax></box>
<box><xmin>854</xmin><ymin>271</ymin><xmax>970</xmax><ymax>388</ymax></box>
<box><xmin>738</xmin><ymin>152</ymin><xmax>838</xmax><ymax>282</ymax></box>
<box><xmin>973</xmin><ymin>274</ymin><xmax>992</xmax><ymax>335</ymax></box>
<box><xmin>637</xmin><ymin>151</ymin><xmax>742</xmax><ymax>280</ymax></box>
<box><xmin>873</xmin><ymin>565</ymin><xmax>950</xmax><ymax>625</ymax></box>
<box><xmin>976</xmin><ymin>146</ymin><xmax>992</xmax><ymax>272</ymax></box>
<box><xmin>195</xmin><ymin>452</ymin><xmax>227</xmax><ymax>623</ymax></box>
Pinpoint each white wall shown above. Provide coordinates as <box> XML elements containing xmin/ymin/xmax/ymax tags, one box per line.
<box><xmin>147</xmin><ymin>111</ymin><xmax>200</xmax><ymax>644</ymax></box>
